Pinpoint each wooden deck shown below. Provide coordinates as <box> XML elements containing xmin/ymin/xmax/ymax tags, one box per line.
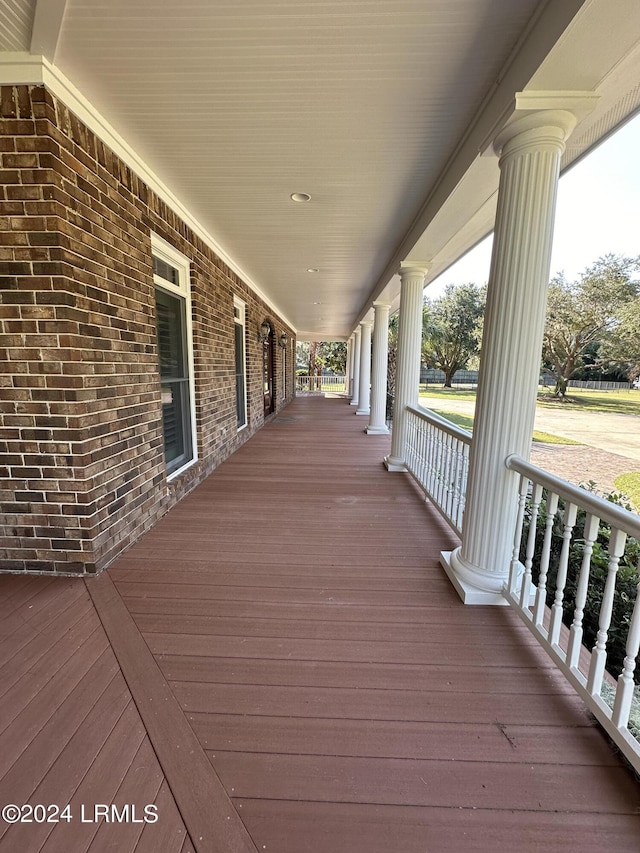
<box><xmin>1</xmin><ymin>394</ymin><xmax>639</xmax><ymax>852</ymax></box>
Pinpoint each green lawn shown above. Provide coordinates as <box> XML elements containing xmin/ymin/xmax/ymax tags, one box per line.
<box><xmin>536</xmin><ymin>387</ymin><xmax>640</xmax><ymax>416</ymax></box>
<box><xmin>427</xmin><ymin>408</ymin><xmax>582</xmax><ymax>445</ymax></box>
<box><xmin>419</xmin><ymin>386</ymin><xmax>477</xmax><ymax>402</ymax></box>
<box><xmin>419</xmin><ymin>385</ymin><xmax>640</xmax><ymax>416</ymax></box>
<box><xmin>613</xmin><ymin>472</ymin><xmax>640</xmax><ymax>510</ymax></box>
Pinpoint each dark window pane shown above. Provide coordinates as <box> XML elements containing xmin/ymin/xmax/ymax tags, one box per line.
<box><xmin>156</xmin><ymin>291</ymin><xmax>185</xmax><ymax>378</ymax></box>
<box><xmin>161</xmin><ymin>383</ymin><xmax>184</xmax><ymax>466</ymax></box>
<box><xmin>155</xmin><ymin>283</ymin><xmax>192</xmax><ymax>473</ymax></box>
<box><xmin>235</xmin><ymin>321</ymin><xmax>246</xmax><ymax>427</ymax></box>
<box><xmin>153</xmin><ymin>256</ymin><xmax>179</xmax><ymax>285</ymax></box>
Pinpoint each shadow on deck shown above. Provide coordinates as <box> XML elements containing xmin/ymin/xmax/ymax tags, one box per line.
<box><xmin>1</xmin><ymin>395</ymin><xmax>639</xmax><ymax>852</ymax></box>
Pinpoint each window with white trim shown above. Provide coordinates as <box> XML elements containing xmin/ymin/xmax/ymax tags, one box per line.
<box><xmin>151</xmin><ymin>235</ymin><xmax>197</xmax><ymax>477</ymax></box>
<box><xmin>234</xmin><ymin>296</ymin><xmax>247</xmax><ymax>429</ymax></box>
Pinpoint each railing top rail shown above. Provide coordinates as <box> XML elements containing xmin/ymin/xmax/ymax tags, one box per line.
<box><xmin>506</xmin><ymin>453</ymin><xmax>640</xmax><ymax>537</ymax></box>
<box><xmin>407</xmin><ymin>404</ymin><xmax>472</xmax><ymax>445</ymax></box>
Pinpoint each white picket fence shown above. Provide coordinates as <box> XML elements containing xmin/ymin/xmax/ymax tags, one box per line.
<box><xmin>400</xmin><ymin>403</ymin><xmax>640</xmax><ymax>773</ymax></box>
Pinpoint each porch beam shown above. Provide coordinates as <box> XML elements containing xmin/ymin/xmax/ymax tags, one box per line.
<box><xmin>30</xmin><ymin>0</ymin><xmax>68</xmax><ymax>62</ymax></box>
<box><xmin>442</xmin><ymin>93</ymin><xmax>597</xmax><ymax>604</ymax></box>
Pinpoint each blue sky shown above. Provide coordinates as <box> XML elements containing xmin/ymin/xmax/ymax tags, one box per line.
<box><xmin>429</xmin><ymin>111</ymin><xmax>640</xmax><ymax>296</ymax></box>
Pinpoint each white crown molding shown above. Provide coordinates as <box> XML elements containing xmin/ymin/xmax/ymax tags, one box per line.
<box><xmin>0</xmin><ymin>52</ymin><xmax>297</xmax><ymax>334</ymax></box>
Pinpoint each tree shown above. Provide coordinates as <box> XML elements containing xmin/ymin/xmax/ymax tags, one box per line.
<box><xmin>597</xmin><ymin>295</ymin><xmax>640</xmax><ymax>382</ymax></box>
<box><xmin>542</xmin><ymin>254</ymin><xmax>640</xmax><ymax>396</ymax></box>
<box><xmin>386</xmin><ymin>313</ymin><xmax>399</xmax><ymax>417</ymax></box>
<box><xmin>318</xmin><ymin>341</ymin><xmax>347</xmax><ymax>375</ymax></box>
<box><xmin>422</xmin><ymin>284</ymin><xmax>485</xmax><ymax>387</ymax></box>
<box><xmin>296</xmin><ymin>341</ymin><xmax>347</xmax><ymax>390</ymax></box>
<box><xmin>307</xmin><ymin>341</ymin><xmax>323</xmax><ymax>390</ymax></box>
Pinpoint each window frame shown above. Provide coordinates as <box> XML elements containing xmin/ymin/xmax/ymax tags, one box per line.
<box><xmin>234</xmin><ymin>295</ymin><xmax>248</xmax><ymax>431</ymax></box>
<box><xmin>151</xmin><ymin>233</ymin><xmax>198</xmax><ymax>480</ymax></box>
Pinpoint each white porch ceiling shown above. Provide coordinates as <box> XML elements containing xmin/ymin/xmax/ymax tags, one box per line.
<box><xmin>2</xmin><ymin>0</ymin><xmax>640</xmax><ymax>338</ymax></box>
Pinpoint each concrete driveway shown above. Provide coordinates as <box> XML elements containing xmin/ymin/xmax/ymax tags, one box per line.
<box><xmin>419</xmin><ymin>394</ymin><xmax>640</xmax><ymax>463</ymax></box>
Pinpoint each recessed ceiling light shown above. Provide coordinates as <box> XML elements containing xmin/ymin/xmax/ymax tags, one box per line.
<box><xmin>307</xmin><ymin>268</ymin><xmax>319</xmax><ymax>273</ymax></box>
<box><xmin>290</xmin><ymin>192</ymin><xmax>311</xmax><ymax>202</ymax></box>
<box><xmin>313</xmin><ymin>301</ymin><xmax>322</xmax><ymax>305</ymax></box>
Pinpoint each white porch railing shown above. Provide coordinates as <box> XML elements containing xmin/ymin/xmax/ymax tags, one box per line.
<box><xmin>404</xmin><ymin>405</ymin><xmax>471</xmax><ymax>535</ymax></box>
<box><xmin>398</xmin><ymin>404</ymin><xmax>640</xmax><ymax>772</ymax></box>
<box><xmin>505</xmin><ymin>454</ymin><xmax>640</xmax><ymax>774</ymax></box>
<box><xmin>296</xmin><ymin>374</ymin><xmax>346</xmax><ymax>393</ymax></box>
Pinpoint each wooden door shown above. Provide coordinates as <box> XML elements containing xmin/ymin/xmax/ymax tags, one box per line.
<box><xmin>263</xmin><ymin>326</ymin><xmax>275</xmax><ymax>416</ymax></box>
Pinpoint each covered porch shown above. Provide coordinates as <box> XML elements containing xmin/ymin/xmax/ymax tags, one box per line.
<box><xmin>1</xmin><ymin>394</ymin><xmax>638</xmax><ymax>853</ymax></box>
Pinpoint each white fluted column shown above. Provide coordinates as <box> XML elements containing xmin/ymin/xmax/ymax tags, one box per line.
<box><xmin>385</xmin><ymin>264</ymin><xmax>429</xmax><ymax>470</ymax></box>
<box><xmin>367</xmin><ymin>302</ymin><xmax>390</xmax><ymax>434</ymax></box>
<box><xmin>442</xmin><ymin>102</ymin><xmax>585</xmax><ymax>604</ymax></box>
<box><xmin>345</xmin><ymin>336</ymin><xmax>353</xmax><ymax>396</ymax></box>
<box><xmin>350</xmin><ymin>328</ymin><xmax>361</xmax><ymax>406</ymax></box>
<box><xmin>355</xmin><ymin>320</ymin><xmax>372</xmax><ymax>415</ymax></box>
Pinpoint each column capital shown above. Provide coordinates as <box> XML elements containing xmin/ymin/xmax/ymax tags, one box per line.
<box><xmin>399</xmin><ymin>261</ymin><xmax>430</xmax><ymax>279</ymax></box>
<box><xmin>372</xmin><ymin>300</ymin><xmax>391</xmax><ymax>310</ymax></box>
<box><xmin>359</xmin><ymin>318</ymin><xmax>373</xmax><ymax>328</ymax></box>
<box><xmin>493</xmin><ymin>91</ymin><xmax>599</xmax><ymax>157</ymax></box>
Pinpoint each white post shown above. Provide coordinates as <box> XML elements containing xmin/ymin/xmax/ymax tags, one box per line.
<box><xmin>385</xmin><ymin>263</ymin><xmax>429</xmax><ymax>470</ymax></box>
<box><xmin>441</xmin><ymin>97</ymin><xmax>592</xmax><ymax>604</ymax></box>
<box><xmin>367</xmin><ymin>302</ymin><xmax>391</xmax><ymax>434</ymax></box>
<box><xmin>345</xmin><ymin>336</ymin><xmax>353</xmax><ymax>396</ymax></box>
<box><xmin>355</xmin><ymin>320</ymin><xmax>372</xmax><ymax>416</ymax></box>
<box><xmin>350</xmin><ymin>328</ymin><xmax>361</xmax><ymax>407</ymax></box>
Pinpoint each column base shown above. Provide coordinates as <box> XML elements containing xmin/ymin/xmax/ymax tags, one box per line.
<box><xmin>366</xmin><ymin>424</ymin><xmax>390</xmax><ymax>435</ymax></box>
<box><xmin>440</xmin><ymin>549</ymin><xmax>509</xmax><ymax>606</ymax></box>
<box><xmin>349</xmin><ymin>400</ymin><xmax>359</xmax><ymax>406</ymax></box>
<box><xmin>384</xmin><ymin>455</ymin><xmax>406</xmax><ymax>472</ymax></box>
<box><xmin>355</xmin><ymin>407</ymin><xmax>370</xmax><ymax>416</ymax></box>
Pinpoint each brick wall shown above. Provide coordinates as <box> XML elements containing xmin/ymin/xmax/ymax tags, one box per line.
<box><xmin>0</xmin><ymin>85</ymin><xmax>295</xmax><ymax>575</ymax></box>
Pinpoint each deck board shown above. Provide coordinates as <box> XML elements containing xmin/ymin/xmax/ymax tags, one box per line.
<box><xmin>210</xmin><ymin>750</ymin><xmax>639</xmax><ymax>812</ymax></box>
<box><xmin>189</xmin><ymin>713</ymin><xmax>617</xmax><ymax>765</ymax></box>
<box><xmin>118</xmin><ymin>395</ymin><xmax>639</xmax><ymax>850</ymax></box>
<box><xmin>238</xmin><ymin>800</ymin><xmax>640</xmax><ymax>853</ymax></box>
<box><xmin>0</xmin><ymin>578</ymin><xmax>192</xmax><ymax>853</ymax></box>
<box><xmin>1</xmin><ymin>395</ymin><xmax>639</xmax><ymax>851</ymax></box>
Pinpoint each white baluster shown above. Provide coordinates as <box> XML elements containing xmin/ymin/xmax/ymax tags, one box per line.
<box><xmin>409</xmin><ymin>413</ymin><xmax>417</xmax><ymax>473</ymax></box>
<box><xmin>612</xmin><ymin>573</ymin><xmax>640</xmax><ymax>729</ymax></box>
<box><xmin>549</xmin><ymin>501</ymin><xmax>578</xmax><ymax>646</ymax></box>
<box><xmin>520</xmin><ymin>482</ymin><xmax>543</xmax><ymax>609</ymax></box>
<box><xmin>422</xmin><ymin>419</ymin><xmax>429</xmax><ymax>488</ymax></box>
<box><xmin>533</xmin><ymin>491</ymin><xmax>559</xmax><ymax>627</ymax></box>
<box><xmin>436</xmin><ymin>432</ymin><xmax>445</xmax><ymax>508</ymax></box>
<box><xmin>459</xmin><ymin>443</ymin><xmax>469</xmax><ymax>526</ymax></box>
<box><xmin>444</xmin><ymin>433</ymin><xmax>453</xmax><ymax>520</ymax></box>
<box><xmin>587</xmin><ymin>528</ymin><xmax>627</xmax><ymax>696</ymax></box>
<box><xmin>451</xmin><ymin>439</ymin><xmax>462</xmax><ymax>527</ymax></box>
<box><xmin>508</xmin><ymin>475</ymin><xmax>529</xmax><ymax>597</ymax></box>
<box><xmin>426</xmin><ymin>421</ymin><xmax>435</xmax><ymax>494</ymax></box>
<box><xmin>567</xmin><ymin>513</ymin><xmax>600</xmax><ymax>671</ymax></box>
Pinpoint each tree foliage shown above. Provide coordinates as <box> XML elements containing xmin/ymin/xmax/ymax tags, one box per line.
<box><xmin>422</xmin><ymin>284</ymin><xmax>485</xmax><ymax>387</ymax></box>
<box><xmin>296</xmin><ymin>341</ymin><xmax>347</xmax><ymax>390</ymax></box>
<box><xmin>542</xmin><ymin>254</ymin><xmax>640</xmax><ymax>396</ymax></box>
<box><xmin>597</xmin><ymin>295</ymin><xmax>640</xmax><ymax>381</ymax></box>
<box><xmin>386</xmin><ymin>313</ymin><xmax>399</xmax><ymax>416</ymax></box>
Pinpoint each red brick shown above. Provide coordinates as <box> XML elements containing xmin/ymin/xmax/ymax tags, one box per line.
<box><xmin>1</xmin><ymin>83</ymin><xmax>296</xmax><ymax>577</ymax></box>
